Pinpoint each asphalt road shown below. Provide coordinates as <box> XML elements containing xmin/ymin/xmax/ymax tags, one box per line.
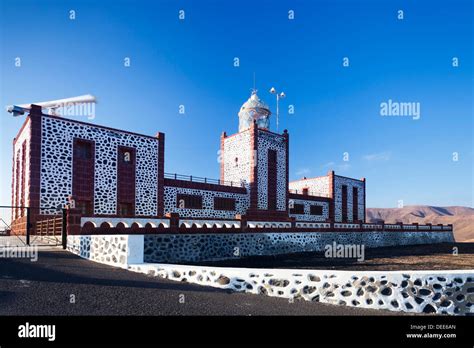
<box><xmin>0</xmin><ymin>248</ymin><xmax>401</xmax><ymax>316</ymax></box>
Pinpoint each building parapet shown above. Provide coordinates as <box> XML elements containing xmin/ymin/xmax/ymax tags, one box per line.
<box><xmin>288</xmin><ymin>192</ymin><xmax>331</xmax><ymax>200</ymax></box>
<box><xmin>288</xmin><ymin>189</ymin><xmax>331</xmax><ymax>200</ymax></box>
<box><xmin>165</xmin><ymin>173</ymin><xmax>246</xmax><ymax>189</ymax></box>
<box><xmin>164</xmin><ymin>177</ymin><xmax>247</xmax><ymax>195</ymax></box>
<box><xmin>247</xmin><ymin>221</ymin><xmax>292</xmax><ymax>228</ymax></box>
<box><xmin>71</xmin><ymin>212</ymin><xmax>453</xmax><ymax>235</ymax></box>
<box><xmin>81</xmin><ymin>217</ymin><xmax>170</xmax><ymax>228</ymax></box>
<box><xmin>295</xmin><ymin>222</ymin><xmax>331</xmax><ymax>229</ymax></box>
<box><xmin>178</xmin><ymin>219</ymin><xmax>240</xmax><ymax>228</ymax></box>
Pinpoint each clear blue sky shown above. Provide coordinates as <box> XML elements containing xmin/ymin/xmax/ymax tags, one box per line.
<box><xmin>0</xmin><ymin>0</ymin><xmax>472</xmax><ymax>209</ymax></box>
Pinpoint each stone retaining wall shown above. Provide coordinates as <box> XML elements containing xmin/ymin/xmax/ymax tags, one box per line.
<box><xmin>66</xmin><ymin>231</ymin><xmax>472</xmax><ymax>315</ymax></box>
<box><xmin>144</xmin><ymin>231</ymin><xmax>454</xmax><ymax>263</ymax></box>
<box><xmin>128</xmin><ymin>263</ymin><xmax>474</xmax><ymax>315</ymax></box>
<box><xmin>67</xmin><ymin>234</ymin><xmax>143</xmax><ymax>268</ymax></box>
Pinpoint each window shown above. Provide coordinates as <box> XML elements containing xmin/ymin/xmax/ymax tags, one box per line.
<box><xmin>118</xmin><ymin>203</ymin><xmax>133</xmax><ymax>216</ymax></box>
<box><xmin>267</xmin><ymin>149</ymin><xmax>277</xmax><ymax>210</ymax></box>
<box><xmin>119</xmin><ymin>148</ymin><xmax>134</xmax><ymax>164</ymax></box>
<box><xmin>341</xmin><ymin>185</ymin><xmax>348</xmax><ymax>222</ymax></box>
<box><xmin>117</xmin><ymin>146</ymin><xmax>136</xmax><ymax>213</ymax></box>
<box><xmin>73</xmin><ymin>139</ymin><xmax>95</xmax><ymax>208</ymax></box>
<box><xmin>77</xmin><ymin>201</ymin><xmax>92</xmax><ymax>215</ymax></box>
<box><xmin>214</xmin><ymin>197</ymin><xmax>236</xmax><ymax>211</ymax></box>
<box><xmin>290</xmin><ymin>203</ymin><xmax>304</xmax><ymax>215</ymax></box>
<box><xmin>74</xmin><ymin>140</ymin><xmax>92</xmax><ymax>159</ymax></box>
<box><xmin>353</xmin><ymin>187</ymin><xmax>359</xmax><ymax>221</ymax></box>
<box><xmin>177</xmin><ymin>194</ymin><xmax>203</xmax><ymax>209</ymax></box>
<box><xmin>302</xmin><ymin>188</ymin><xmax>309</xmax><ymax>195</ymax></box>
<box><xmin>310</xmin><ymin>205</ymin><xmax>323</xmax><ymax>215</ymax></box>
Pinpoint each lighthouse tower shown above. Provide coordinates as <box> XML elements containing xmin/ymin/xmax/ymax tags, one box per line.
<box><xmin>220</xmin><ymin>90</ymin><xmax>290</xmax><ymax>220</ymax></box>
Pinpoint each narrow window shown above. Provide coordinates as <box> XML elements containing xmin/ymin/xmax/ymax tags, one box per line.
<box><xmin>73</xmin><ymin>139</ymin><xmax>94</xmax><ymax>212</ymax></box>
<box><xmin>177</xmin><ymin>194</ymin><xmax>203</xmax><ymax>209</ymax></box>
<box><xmin>118</xmin><ymin>202</ymin><xmax>133</xmax><ymax>217</ymax></box>
<box><xmin>77</xmin><ymin>200</ymin><xmax>92</xmax><ymax>215</ymax></box>
<box><xmin>117</xmin><ymin>146</ymin><xmax>136</xmax><ymax>216</ymax></box>
<box><xmin>267</xmin><ymin>149</ymin><xmax>277</xmax><ymax>210</ymax></box>
<box><xmin>341</xmin><ymin>185</ymin><xmax>348</xmax><ymax>222</ymax></box>
<box><xmin>310</xmin><ymin>205</ymin><xmax>323</xmax><ymax>215</ymax></box>
<box><xmin>214</xmin><ymin>197</ymin><xmax>236</xmax><ymax>211</ymax></box>
<box><xmin>352</xmin><ymin>186</ymin><xmax>359</xmax><ymax>221</ymax></box>
<box><xmin>290</xmin><ymin>203</ymin><xmax>304</xmax><ymax>215</ymax></box>
<box><xmin>74</xmin><ymin>140</ymin><xmax>92</xmax><ymax>159</ymax></box>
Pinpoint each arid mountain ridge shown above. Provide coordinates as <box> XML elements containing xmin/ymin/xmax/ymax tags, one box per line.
<box><xmin>366</xmin><ymin>206</ymin><xmax>474</xmax><ymax>242</ymax></box>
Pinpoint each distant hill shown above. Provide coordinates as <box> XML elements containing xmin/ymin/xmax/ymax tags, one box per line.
<box><xmin>366</xmin><ymin>206</ymin><xmax>474</xmax><ymax>242</ymax></box>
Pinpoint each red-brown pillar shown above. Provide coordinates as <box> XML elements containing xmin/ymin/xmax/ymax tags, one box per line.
<box><xmin>156</xmin><ymin>132</ymin><xmax>165</xmax><ymax>217</ymax></box>
<box><xmin>66</xmin><ymin>207</ymin><xmax>82</xmax><ymax>235</ymax></box>
<box><xmin>27</xmin><ymin>105</ymin><xmax>43</xmax><ymax>235</ymax></box>
<box><xmin>328</xmin><ymin>170</ymin><xmax>335</xmax><ymax>222</ymax></box>
<box><xmin>249</xmin><ymin>121</ymin><xmax>259</xmax><ymax>211</ymax></box>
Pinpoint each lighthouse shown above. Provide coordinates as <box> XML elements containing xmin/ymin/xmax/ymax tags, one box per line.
<box><xmin>237</xmin><ymin>90</ymin><xmax>272</xmax><ymax>132</ymax></box>
<box><xmin>220</xmin><ymin>90</ymin><xmax>290</xmax><ymax>220</ymax></box>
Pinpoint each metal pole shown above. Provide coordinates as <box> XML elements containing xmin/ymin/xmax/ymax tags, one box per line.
<box><xmin>26</xmin><ymin>207</ymin><xmax>30</xmax><ymax>246</ymax></box>
<box><xmin>61</xmin><ymin>208</ymin><xmax>67</xmax><ymax>249</ymax></box>
<box><xmin>276</xmin><ymin>94</ymin><xmax>279</xmax><ymax>132</ymax></box>
<box><xmin>270</xmin><ymin>88</ymin><xmax>285</xmax><ymax>133</ymax></box>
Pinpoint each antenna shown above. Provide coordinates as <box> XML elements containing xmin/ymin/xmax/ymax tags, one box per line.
<box><xmin>250</xmin><ymin>73</ymin><xmax>258</xmax><ymax>95</ymax></box>
<box><xmin>6</xmin><ymin>94</ymin><xmax>97</xmax><ymax>117</ymax></box>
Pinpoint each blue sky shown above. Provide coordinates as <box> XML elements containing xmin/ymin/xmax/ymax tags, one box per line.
<box><xmin>0</xmin><ymin>0</ymin><xmax>472</xmax><ymax>209</ymax></box>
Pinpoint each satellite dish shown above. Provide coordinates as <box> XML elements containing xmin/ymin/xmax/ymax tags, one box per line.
<box><xmin>6</xmin><ymin>94</ymin><xmax>97</xmax><ymax>117</ymax></box>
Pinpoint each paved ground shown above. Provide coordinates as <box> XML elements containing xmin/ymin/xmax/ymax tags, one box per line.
<box><xmin>201</xmin><ymin>243</ymin><xmax>474</xmax><ymax>271</ymax></box>
<box><xmin>0</xmin><ymin>248</ymin><xmax>401</xmax><ymax>316</ymax></box>
<box><xmin>0</xmin><ymin>235</ymin><xmax>60</xmax><ymax>247</ymax></box>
